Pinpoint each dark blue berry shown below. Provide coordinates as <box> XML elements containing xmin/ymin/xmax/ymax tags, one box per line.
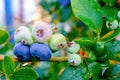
<box><xmin>13</xmin><ymin>43</ymin><xmax>31</xmax><ymax>61</ymax></box>
<box><xmin>30</xmin><ymin>43</ymin><xmax>52</xmax><ymax>61</ymax></box>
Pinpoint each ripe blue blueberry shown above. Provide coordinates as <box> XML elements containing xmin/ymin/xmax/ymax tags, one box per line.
<box><xmin>14</xmin><ymin>26</ymin><xmax>33</xmax><ymax>45</ymax></box>
<box><xmin>68</xmin><ymin>54</ymin><xmax>81</xmax><ymax>66</ymax></box>
<box><xmin>49</xmin><ymin>33</ymin><xmax>66</xmax><ymax>50</ymax></box>
<box><xmin>106</xmin><ymin>20</ymin><xmax>118</xmax><ymax>30</ymax></box>
<box><xmin>30</xmin><ymin>43</ymin><xmax>52</xmax><ymax>61</ymax></box>
<box><xmin>32</xmin><ymin>22</ymin><xmax>53</xmax><ymax>43</ymax></box>
<box><xmin>13</xmin><ymin>42</ymin><xmax>31</xmax><ymax>61</ymax></box>
<box><xmin>67</xmin><ymin>41</ymin><xmax>80</xmax><ymax>53</ymax></box>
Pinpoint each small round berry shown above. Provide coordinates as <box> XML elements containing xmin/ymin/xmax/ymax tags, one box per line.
<box><xmin>30</xmin><ymin>43</ymin><xmax>52</xmax><ymax>61</ymax></box>
<box><xmin>49</xmin><ymin>33</ymin><xmax>66</xmax><ymax>50</ymax></box>
<box><xmin>106</xmin><ymin>20</ymin><xmax>118</xmax><ymax>30</ymax></box>
<box><xmin>118</xmin><ymin>11</ymin><xmax>120</xmax><ymax>20</ymax></box>
<box><xmin>67</xmin><ymin>41</ymin><xmax>80</xmax><ymax>53</ymax></box>
<box><xmin>14</xmin><ymin>26</ymin><xmax>33</xmax><ymax>45</ymax></box>
<box><xmin>68</xmin><ymin>54</ymin><xmax>81</xmax><ymax>66</ymax></box>
<box><xmin>32</xmin><ymin>22</ymin><xmax>53</xmax><ymax>43</ymax></box>
<box><xmin>50</xmin><ymin>24</ymin><xmax>58</xmax><ymax>33</ymax></box>
<box><xmin>13</xmin><ymin>43</ymin><xmax>31</xmax><ymax>61</ymax></box>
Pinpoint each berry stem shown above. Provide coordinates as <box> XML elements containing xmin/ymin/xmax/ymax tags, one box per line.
<box><xmin>50</xmin><ymin>56</ymin><xmax>68</xmax><ymax>62</ymax></box>
<box><xmin>97</xmin><ymin>33</ymin><xmax>100</xmax><ymax>41</ymax></box>
<box><xmin>0</xmin><ymin>55</ymin><xmax>68</xmax><ymax>62</ymax></box>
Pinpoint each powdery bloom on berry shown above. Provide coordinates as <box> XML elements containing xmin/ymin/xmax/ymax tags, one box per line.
<box><xmin>67</xmin><ymin>41</ymin><xmax>80</xmax><ymax>53</ymax></box>
<box><xmin>68</xmin><ymin>54</ymin><xmax>81</xmax><ymax>66</ymax></box>
<box><xmin>14</xmin><ymin>26</ymin><xmax>33</xmax><ymax>45</ymax></box>
<box><xmin>30</xmin><ymin>43</ymin><xmax>52</xmax><ymax>61</ymax></box>
<box><xmin>32</xmin><ymin>22</ymin><xmax>53</xmax><ymax>43</ymax></box>
<box><xmin>49</xmin><ymin>33</ymin><xmax>66</xmax><ymax>50</ymax></box>
<box><xmin>13</xmin><ymin>42</ymin><xmax>31</xmax><ymax>61</ymax></box>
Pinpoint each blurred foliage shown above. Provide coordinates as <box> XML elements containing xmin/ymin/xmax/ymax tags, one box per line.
<box><xmin>0</xmin><ymin>29</ymin><xmax>9</xmax><ymax>48</ymax></box>
<box><xmin>40</xmin><ymin>0</ymin><xmax>92</xmax><ymax>42</ymax></box>
<box><xmin>0</xmin><ymin>56</ymin><xmax>38</xmax><ymax>80</ymax></box>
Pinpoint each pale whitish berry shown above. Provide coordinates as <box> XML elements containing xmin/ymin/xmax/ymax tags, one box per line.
<box><xmin>14</xmin><ymin>26</ymin><xmax>33</xmax><ymax>45</ymax></box>
<box><xmin>106</xmin><ymin>20</ymin><xmax>118</xmax><ymax>30</ymax></box>
<box><xmin>32</xmin><ymin>22</ymin><xmax>53</xmax><ymax>43</ymax></box>
<box><xmin>67</xmin><ymin>41</ymin><xmax>80</xmax><ymax>53</ymax></box>
<box><xmin>68</xmin><ymin>54</ymin><xmax>81</xmax><ymax>66</ymax></box>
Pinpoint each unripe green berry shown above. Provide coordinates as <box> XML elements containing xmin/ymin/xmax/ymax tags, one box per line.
<box><xmin>49</xmin><ymin>33</ymin><xmax>66</xmax><ymax>50</ymax></box>
<box><xmin>68</xmin><ymin>54</ymin><xmax>81</xmax><ymax>66</ymax></box>
<box><xmin>14</xmin><ymin>26</ymin><xmax>33</xmax><ymax>45</ymax></box>
<box><xmin>106</xmin><ymin>20</ymin><xmax>118</xmax><ymax>30</ymax></box>
<box><xmin>67</xmin><ymin>42</ymin><xmax>80</xmax><ymax>53</ymax></box>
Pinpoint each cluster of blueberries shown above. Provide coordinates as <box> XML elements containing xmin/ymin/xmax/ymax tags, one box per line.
<box><xmin>13</xmin><ymin>22</ymin><xmax>82</xmax><ymax>66</ymax></box>
<box><xmin>13</xmin><ymin>22</ymin><xmax>66</xmax><ymax>61</ymax></box>
<box><xmin>14</xmin><ymin>43</ymin><xmax>52</xmax><ymax>61</ymax></box>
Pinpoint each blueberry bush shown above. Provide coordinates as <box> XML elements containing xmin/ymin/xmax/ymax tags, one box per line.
<box><xmin>0</xmin><ymin>0</ymin><xmax>120</xmax><ymax>80</ymax></box>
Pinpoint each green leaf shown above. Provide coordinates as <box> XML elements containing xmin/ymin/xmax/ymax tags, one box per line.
<box><xmin>103</xmin><ymin>0</ymin><xmax>116</xmax><ymax>7</ymax></box>
<box><xmin>71</xmin><ymin>0</ymin><xmax>103</xmax><ymax>33</ymax></box>
<box><xmin>2</xmin><ymin>56</ymin><xmax>15</xmax><ymax>75</ymax></box>
<box><xmin>59</xmin><ymin>64</ymin><xmax>88</xmax><ymax>80</ymax></box>
<box><xmin>102</xmin><ymin>6</ymin><xmax>118</xmax><ymax>21</ymax></box>
<box><xmin>11</xmin><ymin>67</ymin><xmax>38</xmax><ymax>80</ymax></box>
<box><xmin>7</xmin><ymin>76</ymin><xmax>13</xmax><ymax>80</ymax></box>
<box><xmin>88</xmin><ymin>62</ymin><xmax>102</xmax><ymax>80</ymax></box>
<box><xmin>86</xmin><ymin>51</ymin><xmax>97</xmax><ymax>62</ymax></box>
<box><xmin>0</xmin><ymin>43</ymin><xmax>13</xmax><ymax>54</ymax></box>
<box><xmin>102</xmin><ymin>40</ymin><xmax>120</xmax><ymax>61</ymax></box>
<box><xmin>92</xmin><ymin>42</ymin><xmax>105</xmax><ymax>56</ymax></box>
<box><xmin>0</xmin><ymin>61</ymin><xmax>3</xmax><ymax>74</ymax></box>
<box><xmin>101</xmin><ymin>28</ymin><xmax>120</xmax><ymax>42</ymax></box>
<box><xmin>0</xmin><ymin>29</ymin><xmax>9</xmax><ymax>48</ymax></box>
<box><xmin>103</xmin><ymin>64</ymin><xmax>120</xmax><ymax>80</ymax></box>
<box><xmin>75</xmin><ymin>37</ymin><xmax>96</xmax><ymax>47</ymax></box>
